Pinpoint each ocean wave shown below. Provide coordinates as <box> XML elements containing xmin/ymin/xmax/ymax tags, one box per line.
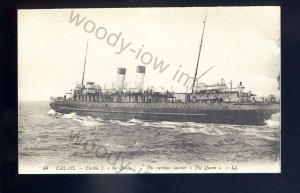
<box><xmin>180</xmin><ymin>127</ymin><xmax>226</xmax><ymax>136</ymax></box>
<box><xmin>47</xmin><ymin>109</ymin><xmax>56</xmax><ymax>115</ymax></box>
<box><xmin>265</xmin><ymin>112</ymin><xmax>280</xmax><ymax>128</ymax></box>
<box><xmin>128</xmin><ymin>118</ymin><xmax>144</xmax><ymax>124</ymax></box>
<box><xmin>50</xmin><ymin>111</ymin><xmax>105</xmax><ymax>127</ymax></box>
<box><xmin>265</xmin><ymin>119</ymin><xmax>280</xmax><ymax>128</ymax></box>
<box><xmin>72</xmin><ymin>116</ymin><xmax>104</xmax><ymax>127</ymax></box>
<box><xmin>127</xmin><ymin>119</ymin><xmax>179</xmax><ymax>128</ymax></box>
<box><xmin>118</xmin><ymin>122</ymin><xmax>137</xmax><ymax>126</ymax></box>
<box><xmin>160</xmin><ymin>121</ymin><xmax>184</xmax><ymax>125</ymax></box>
<box><xmin>245</xmin><ymin>132</ymin><xmax>279</xmax><ymax>142</ymax></box>
<box><xmin>134</xmin><ymin>141</ymin><xmax>143</xmax><ymax>146</ymax></box>
<box><xmin>95</xmin><ymin>117</ymin><xmax>104</xmax><ymax>122</ymax></box>
<box><xmin>108</xmin><ymin>119</ymin><xmax>137</xmax><ymax>126</ymax></box>
<box><xmin>236</xmin><ymin>125</ymin><xmax>280</xmax><ymax>142</ymax></box>
<box><xmin>140</xmin><ymin>122</ymin><xmax>176</xmax><ymax>129</ymax></box>
<box><xmin>104</xmin><ymin>143</ymin><xmax>113</xmax><ymax>147</ymax></box>
<box><xmin>62</xmin><ymin>112</ymin><xmax>76</xmax><ymax>119</ymax></box>
<box><xmin>109</xmin><ymin>120</ymin><xmax>122</xmax><ymax>124</ymax></box>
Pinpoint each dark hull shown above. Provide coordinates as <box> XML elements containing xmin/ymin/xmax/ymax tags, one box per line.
<box><xmin>50</xmin><ymin>101</ymin><xmax>280</xmax><ymax>126</ymax></box>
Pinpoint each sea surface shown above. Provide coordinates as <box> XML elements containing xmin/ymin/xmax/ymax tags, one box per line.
<box><xmin>18</xmin><ymin>101</ymin><xmax>280</xmax><ymax>172</ymax></box>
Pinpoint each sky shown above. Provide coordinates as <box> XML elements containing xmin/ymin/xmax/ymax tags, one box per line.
<box><xmin>18</xmin><ymin>7</ymin><xmax>280</xmax><ymax>101</ymax></box>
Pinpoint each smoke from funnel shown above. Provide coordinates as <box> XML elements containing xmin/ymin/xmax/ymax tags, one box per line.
<box><xmin>116</xmin><ymin>68</ymin><xmax>126</xmax><ymax>91</ymax></box>
<box><xmin>135</xmin><ymin>66</ymin><xmax>146</xmax><ymax>90</ymax></box>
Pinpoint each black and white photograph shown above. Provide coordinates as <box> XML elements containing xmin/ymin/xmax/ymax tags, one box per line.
<box><xmin>18</xmin><ymin>7</ymin><xmax>280</xmax><ymax>174</ymax></box>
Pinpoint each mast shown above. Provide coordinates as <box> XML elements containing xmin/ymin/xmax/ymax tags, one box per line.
<box><xmin>81</xmin><ymin>40</ymin><xmax>89</xmax><ymax>85</ymax></box>
<box><xmin>191</xmin><ymin>13</ymin><xmax>207</xmax><ymax>93</ymax></box>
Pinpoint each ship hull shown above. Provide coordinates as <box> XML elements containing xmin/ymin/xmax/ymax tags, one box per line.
<box><xmin>50</xmin><ymin>101</ymin><xmax>280</xmax><ymax>126</ymax></box>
